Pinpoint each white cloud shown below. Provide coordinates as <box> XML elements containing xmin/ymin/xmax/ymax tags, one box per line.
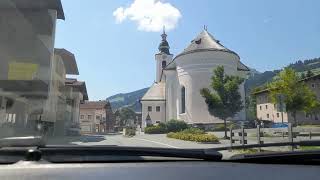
<box><xmin>113</xmin><ymin>0</ymin><xmax>182</xmax><ymax>32</ymax></box>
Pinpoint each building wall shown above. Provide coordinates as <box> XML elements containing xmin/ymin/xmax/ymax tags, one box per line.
<box><xmin>255</xmin><ymin>77</ymin><xmax>320</xmax><ymax>124</ymax></box>
<box><xmin>141</xmin><ymin>101</ymin><xmax>166</xmax><ymax>128</ymax></box>
<box><xmin>155</xmin><ymin>53</ymin><xmax>173</xmax><ymax>82</ymax></box>
<box><xmin>174</xmin><ymin>51</ymin><xmax>247</xmax><ymax>124</ymax></box>
<box><xmin>164</xmin><ymin>70</ymin><xmax>178</xmax><ymax>121</ymax></box>
<box><xmin>79</xmin><ymin>107</ymin><xmax>107</xmax><ymax>134</ymax></box>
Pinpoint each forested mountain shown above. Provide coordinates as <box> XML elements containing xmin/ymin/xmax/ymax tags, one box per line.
<box><xmin>106</xmin><ymin>88</ymin><xmax>148</xmax><ymax>112</ymax></box>
<box><xmin>245</xmin><ymin>57</ymin><xmax>320</xmax><ymax>95</ymax></box>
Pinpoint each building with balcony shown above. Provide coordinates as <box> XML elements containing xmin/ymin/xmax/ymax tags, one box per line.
<box><xmin>0</xmin><ymin>0</ymin><xmax>88</xmax><ymax>136</ymax></box>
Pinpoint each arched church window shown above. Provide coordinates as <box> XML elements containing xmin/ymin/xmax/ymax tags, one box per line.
<box><xmin>162</xmin><ymin>61</ymin><xmax>167</xmax><ymax>68</ymax></box>
<box><xmin>181</xmin><ymin>86</ymin><xmax>186</xmax><ymax>114</ymax></box>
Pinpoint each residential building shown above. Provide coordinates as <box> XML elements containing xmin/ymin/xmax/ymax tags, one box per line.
<box><xmin>0</xmin><ymin>0</ymin><xmax>88</xmax><ymax>136</ymax></box>
<box><xmin>79</xmin><ymin>101</ymin><xmax>115</xmax><ymax>134</ymax></box>
<box><xmin>141</xmin><ymin>28</ymin><xmax>249</xmax><ymax>129</ymax></box>
<box><xmin>254</xmin><ymin>74</ymin><xmax>320</xmax><ymax>125</ymax></box>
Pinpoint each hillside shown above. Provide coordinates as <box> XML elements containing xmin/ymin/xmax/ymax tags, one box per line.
<box><xmin>245</xmin><ymin>57</ymin><xmax>320</xmax><ymax>95</ymax></box>
<box><xmin>107</xmin><ymin>87</ymin><xmax>149</xmax><ymax>112</ymax></box>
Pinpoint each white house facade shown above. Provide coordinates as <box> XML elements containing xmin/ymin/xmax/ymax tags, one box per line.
<box><xmin>141</xmin><ymin>29</ymin><xmax>250</xmax><ymax>129</ymax></box>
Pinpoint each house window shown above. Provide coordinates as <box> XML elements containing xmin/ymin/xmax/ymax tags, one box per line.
<box><xmin>267</xmin><ymin>114</ymin><xmax>270</xmax><ymax>119</ymax></box>
<box><xmin>96</xmin><ymin>115</ymin><xmax>101</xmax><ymax>120</ymax></box>
<box><xmin>181</xmin><ymin>86</ymin><xmax>186</xmax><ymax>113</ymax></box>
<box><xmin>259</xmin><ymin>106</ymin><xmax>262</xmax><ymax>110</ymax></box>
<box><xmin>162</xmin><ymin>61</ymin><xmax>167</xmax><ymax>68</ymax></box>
<box><xmin>311</xmin><ymin>83</ymin><xmax>316</xmax><ymax>88</ymax></box>
<box><xmin>315</xmin><ymin>115</ymin><xmax>319</xmax><ymax>121</ymax></box>
<box><xmin>277</xmin><ymin>113</ymin><xmax>280</xmax><ymax>118</ymax></box>
<box><xmin>156</xmin><ymin>106</ymin><xmax>160</xmax><ymax>112</ymax></box>
<box><xmin>88</xmin><ymin>115</ymin><xmax>92</xmax><ymax>120</ymax></box>
<box><xmin>80</xmin><ymin>115</ymin><xmax>84</xmax><ymax>119</ymax></box>
<box><xmin>148</xmin><ymin>106</ymin><xmax>152</xmax><ymax>112</ymax></box>
<box><xmin>265</xmin><ymin>105</ymin><xmax>268</xmax><ymax>109</ymax></box>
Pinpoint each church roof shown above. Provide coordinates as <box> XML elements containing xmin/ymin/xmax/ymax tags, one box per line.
<box><xmin>237</xmin><ymin>61</ymin><xmax>250</xmax><ymax>71</ymax></box>
<box><xmin>175</xmin><ymin>30</ymin><xmax>239</xmax><ymax>59</ymax></box>
<box><xmin>141</xmin><ymin>82</ymin><xmax>166</xmax><ymax>101</ymax></box>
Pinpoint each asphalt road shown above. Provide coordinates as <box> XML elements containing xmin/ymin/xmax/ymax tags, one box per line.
<box><xmin>47</xmin><ymin>131</ymin><xmax>320</xmax><ymax>159</ymax></box>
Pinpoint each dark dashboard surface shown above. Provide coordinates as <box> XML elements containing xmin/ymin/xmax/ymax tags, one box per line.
<box><xmin>0</xmin><ymin>161</ymin><xmax>319</xmax><ymax>180</ymax></box>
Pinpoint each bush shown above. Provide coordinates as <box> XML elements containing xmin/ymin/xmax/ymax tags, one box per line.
<box><xmin>167</xmin><ymin>131</ymin><xmax>219</xmax><ymax>143</ymax></box>
<box><xmin>124</xmin><ymin>127</ymin><xmax>136</xmax><ymax>137</ymax></box>
<box><xmin>166</xmin><ymin>119</ymin><xmax>189</xmax><ymax>132</ymax></box>
<box><xmin>144</xmin><ymin>120</ymin><xmax>189</xmax><ymax>134</ymax></box>
<box><xmin>180</xmin><ymin>128</ymin><xmax>205</xmax><ymax>134</ymax></box>
<box><xmin>145</xmin><ymin>124</ymin><xmax>167</xmax><ymax>134</ymax></box>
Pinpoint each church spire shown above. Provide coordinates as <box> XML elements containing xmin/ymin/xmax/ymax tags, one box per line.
<box><xmin>158</xmin><ymin>26</ymin><xmax>170</xmax><ymax>55</ymax></box>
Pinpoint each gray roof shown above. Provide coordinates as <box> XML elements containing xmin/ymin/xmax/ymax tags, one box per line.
<box><xmin>55</xmin><ymin>48</ymin><xmax>79</xmax><ymax>75</ymax></box>
<box><xmin>175</xmin><ymin>30</ymin><xmax>239</xmax><ymax>59</ymax></box>
<box><xmin>237</xmin><ymin>61</ymin><xmax>250</xmax><ymax>71</ymax></box>
<box><xmin>141</xmin><ymin>82</ymin><xmax>166</xmax><ymax>101</ymax></box>
<box><xmin>0</xmin><ymin>0</ymin><xmax>65</xmax><ymax>20</ymax></box>
<box><xmin>65</xmin><ymin>78</ymin><xmax>88</xmax><ymax>100</ymax></box>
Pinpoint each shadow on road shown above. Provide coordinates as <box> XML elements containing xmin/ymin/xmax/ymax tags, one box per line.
<box><xmin>47</xmin><ymin>134</ymin><xmax>107</xmax><ymax>145</ymax></box>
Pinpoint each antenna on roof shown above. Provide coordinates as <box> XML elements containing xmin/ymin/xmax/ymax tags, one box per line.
<box><xmin>163</xmin><ymin>25</ymin><xmax>166</xmax><ymax>34</ymax></box>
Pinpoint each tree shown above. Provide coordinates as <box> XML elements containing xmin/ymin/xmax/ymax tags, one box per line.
<box><xmin>268</xmin><ymin>68</ymin><xmax>316</xmax><ymax>125</ymax></box>
<box><xmin>118</xmin><ymin>107</ymin><xmax>136</xmax><ymax>127</ymax></box>
<box><xmin>200</xmin><ymin>66</ymin><xmax>244</xmax><ymax>138</ymax></box>
<box><xmin>300</xmin><ymin>72</ymin><xmax>306</xmax><ymax>79</ymax></box>
<box><xmin>306</xmin><ymin>70</ymin><xmax>314</xmax><ymax>78</ymax></box>
<box><xmin>246</xmin><ymin>94</ymin><xmax>257</xmax><ymax>121</ymax></box>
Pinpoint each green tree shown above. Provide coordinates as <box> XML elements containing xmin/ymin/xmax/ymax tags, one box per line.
<box><xmin>246</xmin><ymin>94</ymin><xmax>257</xmax><ymax>121</ymax></box>
<box><xmin>268</xmin><ymin>68</ymin><xmax>316</xmax><ymax>125</ymax></box>
<box><xmin>300</xmin><ymin>72</ymin><xmax>306</xmax><ymax>79</ymax></box>
<box><xmin>200</xmin><ymin>66</ymin><xmax>244</xmax><ymax>138</ymax></box>
<box><xmin>119</xmin><ymin>107</ymin><xmax>136</xmax><ymax>127</ymax></box>
<box><xmin>306</xmin><ymin>70</ymin><xmax>314</xmax><ymax>78</ymax></box>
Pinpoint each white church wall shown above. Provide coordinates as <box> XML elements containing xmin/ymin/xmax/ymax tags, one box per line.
<box><xmin>164</xmin><ymin>70</ymin><xmax>178</xmax><ymax>121</ymax></box>
<box><xmin>174</xmin><ymin>51</ymin><xmax>246</xmax><ymax>124</ymax></box>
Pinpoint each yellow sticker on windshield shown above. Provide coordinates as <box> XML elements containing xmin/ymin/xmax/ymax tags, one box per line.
<box><xmin>8</xmin><ymin>62</ymin><xmax>39</xmax><ymax>80</ymax></box>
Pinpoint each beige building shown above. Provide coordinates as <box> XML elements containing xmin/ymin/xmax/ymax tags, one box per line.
<box><xmin>79</xmin><ymin>101</ymin><xmax>114</xmax><ymax>134</ymax></box>
<box><xmin>254</xmin><ymin>74</ymin><xmax>320</xmax><ymax>125</ymax></box>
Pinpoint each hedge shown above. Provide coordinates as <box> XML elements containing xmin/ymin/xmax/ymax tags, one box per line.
<box><xmin>144</xmin><ymin>120</ymin><xmax>189</xmax><ymax>134</ymax></box>
<box><xmin>167</xmin><ymin>131</ymin><xmax>219</xmax><ymax>143</ymax></box>
<box><xmin>144</xmin><ymin>124</ymin><xmax>167</xmax><ymax>134</ymax></box>
<box><xmin>124</xmin><ymin>127</ymin><xmax>136</xmax><ymax>137</ymax></box>
<box><xmin>166</xmin><ymin>119</ymin><xmax>189</xmax><ymax>132</ymax></box>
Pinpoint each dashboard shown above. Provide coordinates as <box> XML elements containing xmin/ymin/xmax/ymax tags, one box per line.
<box><xmin>0</xmin><ymin>161</ymin><xmax>319</xmax><ymax>180</ymax></box>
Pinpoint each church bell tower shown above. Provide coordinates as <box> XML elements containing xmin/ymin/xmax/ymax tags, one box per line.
<box><xmin>155</xmin><ymin>27</ymin><xmax>173</xmax><ymax>82</ymax></box>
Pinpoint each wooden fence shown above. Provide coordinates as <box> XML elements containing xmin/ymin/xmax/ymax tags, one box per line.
<box><xmin>229</xmin><ymin>123</ymin><xmax>320</xmax><ymax>151</ymax></box>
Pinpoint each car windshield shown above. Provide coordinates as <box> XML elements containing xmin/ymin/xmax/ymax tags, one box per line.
<box><xmin>0</xmin><ymin>0</ymin><xmax>320</xmax><ymax>159</ymax></box>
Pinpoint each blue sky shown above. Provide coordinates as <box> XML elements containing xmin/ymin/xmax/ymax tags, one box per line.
<box><xmin>55</xmin><ymin>0</ymin><xmax>320</xmax><ymax>100</ymax></box>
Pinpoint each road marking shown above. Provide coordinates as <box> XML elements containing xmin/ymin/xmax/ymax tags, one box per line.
<box><xmin>133</xmin><ymin>138</ymin><xmax>179</xmax><ymax>148</ymax></box>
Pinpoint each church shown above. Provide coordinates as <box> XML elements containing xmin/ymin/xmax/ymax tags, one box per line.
<box><xmin>141</xmin><ymin>28</ymin><xmax>250</xmax><ymax>129</ymax></box>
